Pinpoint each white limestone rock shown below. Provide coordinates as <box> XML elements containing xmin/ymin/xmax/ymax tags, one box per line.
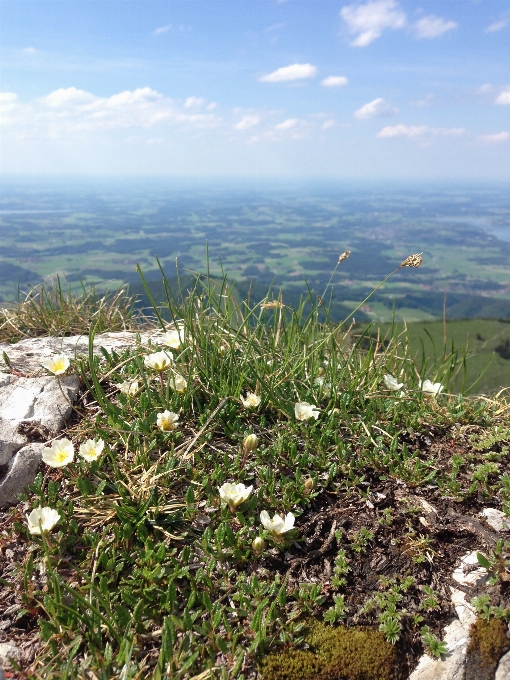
<box><xmin>409</xmin><ymin>619</ymin><xmax>470</xmax><ymax>680</ymax></box>
<box><xmin>0</xmin><ymin>330</ymin><xmax>166</xmax><ymax>508</ymax></box>
<box><xmin>0</xmin><ymin>442</ymin><xmax>46</xmax><ymax>507</ymax></box>
<box><xmin>0</xmin><ymin>329</ymin><xmax>165</xmax><ymax>376</ymax></box>
<box><xmin>0</xmin><ymin>641</ymin><xmax>22</xmax><ymax>669</ymax></box>
<box><xmin>452</xmin><ymin>550</ymin><xmax>489</xmax><ymax>589</ymax></box>
<box><xmin>496</xmin><ymin>647</ymin><xmax>510</xmax><ymax>680</ymax></box>
<box><xmin>481</xmin><ymin>507</ymin><xmax>510</xmax><ymax>533</ymax></box>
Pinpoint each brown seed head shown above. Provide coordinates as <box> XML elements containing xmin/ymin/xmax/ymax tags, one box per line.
<box><xmin>261</xmin><ymin>300</ymin><xmax>284</xmax><ymax>309</ymax></box>
<box><xmin>338</xmin><ymin>250</ymin><xmax>351</xmax><ymax>263</ymax></box>
<box><xmin>400</xmin><ymin>253</ymin><xmax>423</xmax><ymax>268</ymax></box>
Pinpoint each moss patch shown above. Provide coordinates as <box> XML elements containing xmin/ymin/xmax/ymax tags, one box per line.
<box><xmin>465</xmin><ymin>617</ymin><xmax>510</xmax><ymax>680</ymax></box>
<box><xmin>260</xmin><ymin>621</ymin><xmax>398</xmax><ymax>680</ymax></box>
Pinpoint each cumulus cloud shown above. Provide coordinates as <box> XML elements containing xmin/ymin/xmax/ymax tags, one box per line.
<box><xmin>340</xmin><ymin>0</ymin><xmax>406</xmax><ymax>47</ymax></box>
<box><xmin>258</xmin><ymin>63</ymin><xmax>318</xmax><ymax>82</ymax></box>
<box><xmin>354</xmin><ymin>97</ymin><xmax>397</xmax><ymax>119</ymax></box>
<box><xmin>414</xmin><ymin>15</ymin><xmax>457</xmax><ymax>39</ymax></box>
<box><xmin>495</xmin><ymin>89</ymin><xmax>510</xmax><ymax>105</ymax></box>
<box><xmin>377</xmin><ymin>124</ymin><xmax>465</xmax><ymax>139</ymax></box>
<box><xmin>1</xmin><ymin>87</ymin><xmax>220</xmax><ymax>135</ymax></box>
<box><xmin>321</xmin><ymin>76</ymin><xmax>349</xmax><ymax>87</ymax></box>
<box><xmin>234</xmin><ymin>115</ymin><xmax>261</xmax><ymax>130</ymax></box>
<box><xmin>479</xmin><ymin>132</ymin><xmax>510</xmax><ymax>143</ymax></box>
<box><xmin>485</xmin><ymin>18</ymin><xmax>508</xmax><ymax>33</ymax></box>
<box><xmin>153</xmin><ymin>24</ymin><xmax>172</xmax><ymax>35</ymax></box>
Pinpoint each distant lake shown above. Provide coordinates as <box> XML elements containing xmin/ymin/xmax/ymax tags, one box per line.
<box><xmin>434</xmin><ymin>216</ymin><xmax>510</xmax><ymax>243</ymax></box>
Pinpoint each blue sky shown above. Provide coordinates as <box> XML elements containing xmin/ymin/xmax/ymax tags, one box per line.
<box><xmin>0</xmin><ymin>0</ymin><xmax>509</xmax><ymax>180</ymax></box>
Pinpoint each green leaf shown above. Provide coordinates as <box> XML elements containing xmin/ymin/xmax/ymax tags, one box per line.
<box><xmin>476</xmin><ymin>552</ymin><xmax>492</xmax><ymax>569</ymax></box>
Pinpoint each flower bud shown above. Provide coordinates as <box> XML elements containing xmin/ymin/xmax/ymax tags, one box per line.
<box><xmin>304</xmin><ymin>478</ymin><xmax>315</xmax><ymax>492</ymax></box>
<box><xmin>243</xmin><ymin>434</ymin><xmax>259</xmax><ymax>452</ymax></box>
<box><xmin>252</xmin><ymin>536</ymin><xmax>266</xmax><ymax>554</ymax></box>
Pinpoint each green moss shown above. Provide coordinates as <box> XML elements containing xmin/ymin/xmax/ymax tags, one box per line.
<box><xmin>261</xmin><ymin>621</ymin><xmax>398</xmax><ymax>680</ymax></box>
<box><xmin>467</xmin><ymin>617</ymin><xmax>510</xmax><ymax>667</ymax></box>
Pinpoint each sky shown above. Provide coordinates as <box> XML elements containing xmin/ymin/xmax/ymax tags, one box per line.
<box><xmin>0</xmin><ymin>0</ymin><xmax>509</xmax><ymax>181</ymax></box>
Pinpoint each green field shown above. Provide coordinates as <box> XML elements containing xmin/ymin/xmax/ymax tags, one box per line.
<box><xmin>1</xmin><ymin>181</ymin><xmax>510</xmax><ymax>323</ymax></box>
<box><xmin>360</xmin><ymin>318</ymin><xmax>510</xmax><ymax>396</ymax></box>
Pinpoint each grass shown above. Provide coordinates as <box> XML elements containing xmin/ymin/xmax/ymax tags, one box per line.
<box><xmin>0</xmin><ymin>277</ymin><xmax>147</xmax><ymax>344</ymax></box>
<box><xmin>1</xmin><ymin>260</ymin><xmax>510</xmax><ymax>679</ymax></box>
<box><xmin>357</xmin><ymin>318</ymin><xmax>510</xmax><ymax>395</ymax></box>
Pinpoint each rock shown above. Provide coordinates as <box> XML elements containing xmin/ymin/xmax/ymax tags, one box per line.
<box><xmin>0</xmin><ymin>641</ymin><xmax>22</xmax><ymax>669</ymax></box>
<box><xmin>450</xmin><ymin>587</ymin><xmax>477</xmax><ymax>627</ymax></box>
<box><xmin>0</xmin><ymin>330</ymin><xmax>165</xmax><ymax>376</ymax></box>
<box><xmin>0</xmin><ymin>443</ymin><xmax>45</xmax><ymax>507</ymax></box>
<box><xmin>410</xmin><ymin>550</ymin><xmax>489</xmax><ymax>680</ymax></box>
<box><xmin>452</xmin><ymin>550</ymin><xmax>489</xmax><ymax>588</ymax></box>
<box><xmin>0</xmin><ymin>375</ymin><xmax>79</xmax><ymax>462</ymax></box>
<box><xmin>409</xmin><ymin>619</ymin><xmax>470</xmax><ymax>680</ymax></box>
<box><xmin>496</xmin><ymin>648</ymin><xmax>510</xmax><ymax>680</ymax></box>
<box><xmin>0</xmin><ymin>330</ymin><xmax>166</xmax><ymax>508</ymax></box>
<box><xmin>481</xmin><ymin>508</ymin><xmax>510</xmax><ymax>533</ymax></box>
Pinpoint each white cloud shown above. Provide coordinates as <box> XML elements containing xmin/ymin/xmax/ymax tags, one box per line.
<box><xmin>234</xmin><ymin>115</ymin><xmax>261</xmax><ymax>130</ymax></box>
<box><xmin>377</xmin><ymin>124</ymin><xmax>465</xmax><ymax>138</ymax></box>
<box><xmin>479</xmin><ymin>132</ymin><xmax>510</xmax><ymax>143</ymax></box>
<box><xmin>22</xmin><ymin>47</ymin><xmax>37</xmax><ymax>55</ymax></box>
<box><xmin>153</xmin><ymin>24</ymin><xmax>172</xmax><ymax>35</ymax></box>
<box><xmin>2</xmin><ymin>87</ymin><xmax>220</xmax><ymax>135</ymax></box>
<box><xmin>495</xmin><ymin>90</ymin><xmax>510</xmax><ymax>105</ymax></box>
<box><xmin>321</xmin><ymin>76</ymin><xmax>349</xmax><ymax>87</ymax></box>
<box><xmin>414</xmin><ymin>16</ymin><xmax>457</xmax><ymax>39</ymax></box>
<box><xmin>485</xmin><ymin>18</ymin><xmax>508</xmax><ymax>33</ymax></box>
<box><xmin>477</xmin><ymin>83</ymin><xmax>494</xmax><ymax>94</ymax></box>
<box><xmin>275</xmin><ymin>118</ymin><xmax>299</xmax><ymax>130</ymax></box>
<box><xmin>258</xmin><ymin>63</ymin><xmax>318</xmax><ymax>82</ymax></box>
<box><xmin>322</xmin><ymin>120</ymin><xmax>337</xmax><ymax>130</ymax></box>
<box><xmin>354</xmin><ymin>97</ymin><xmax>397</xmax><ymax>119</ymax></box>
<box><xmin>184</xmin><ymin>96</ymin><xmax>205</xmax><ymax>108</ymax></box>
<box><xmin>340</xmin><ymin>0</ymin><xmax>406</xmax><ymax>47</ymax></box>
<box><xmin>0</xmin><ymin>92</ymin><xmax>18</xmax><ymax>103</ymax></box>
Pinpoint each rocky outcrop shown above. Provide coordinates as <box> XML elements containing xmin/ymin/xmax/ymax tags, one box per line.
<box><xmin>0</xmin><ymin>330</ymin><xmax>164</xmax><ymax>508</ymax></box>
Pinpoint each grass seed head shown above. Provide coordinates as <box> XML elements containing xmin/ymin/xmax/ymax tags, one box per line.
<box><xmin>400</xmin><ymin>253</ymin><xmax>423</xmax><ymax>268</ymax></box>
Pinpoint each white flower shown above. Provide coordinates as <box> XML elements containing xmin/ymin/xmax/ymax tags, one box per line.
<box><xmin>41</xmin><ymin>438</ymin><xmax>74</xmax><ymax>468</ymax></box>
<box><xmin>294</xmin><ymin>402</ymin><xmax>320</xmax><ymax>421</ymax></box>
<box><xmin>78</xmin><ymin>438</ymin><xmax>105</xmax><ymax>462</ymax></box>
<box><xmin>218</xmin><ymin>482</ymin><xmax>253</xmax><ymax>510</ymax></box>
<box><xmin>156</xmin><ymin>410</ymin><xmax>179</xmax><ymax>431</ymax></box>
<box><xmin>170</xmin><ymin>374</ymin><xmax>187</xmax><ymax>393</ymax></box>
<box><xmin>26</xmin><ymin>507</ymin><xmax>61</xmax><ymax>535</ymax></box>
<box><xmin>161</xmin><ymin>325</ymin><xmax>185</xmax><ymax>349</ymax></box>
<box><xmin>260</xmin><ymin>510</ymin><xmax>295</xmax><ymax>535</ymax></box>
<box><xmin>241</xmin><ymin>392</ymin><xmax>261</xmax><ymax>408</ymax></box>
<box><xmin>144</xmin><ymin>351</ymin><xmax>173</xmax><ymax>372</ymax></box>
<box><xmin>419</xmin><ymin>379</ymin><xmax>444</xmax><ymax>397</ymax></box>
<box><xmin>383</xmin><ymin>374</ymin><xmax>404</xmax><ymax>391</ymax></box>
<box><xmin>41</xmin><ymin>354</ymin><xmax>70</xmax><ymax>376</ymax></box>
<box><xmin>118</xmin><ymin>379</ymin><xmax>140</xmax><ymax>396</ymax></box>
<box><xmin>314</xmin><ymin>377</ymin><xmax>331</xmax><ymax>395</ymax></box>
